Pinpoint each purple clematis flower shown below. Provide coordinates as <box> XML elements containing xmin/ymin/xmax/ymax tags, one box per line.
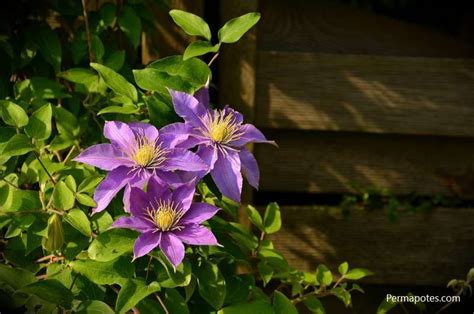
<box><xmin>112</xmin><ymin>177</ymin><xmax>219</xmax><ymax>267</ymax></box>
<box><xmin>168</xmin><ymin>88</ymin><xmax>276</xmax><ymax>202</ymax></box>
<box><xmin>74</xmin><ymin>121</ymin><xmax>207</xmax><ymax>213</ymax></box>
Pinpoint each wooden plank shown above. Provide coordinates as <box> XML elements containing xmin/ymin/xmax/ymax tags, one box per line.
<box><xmin>256</xmin><ymin>131</ymin><xmax>474</xmax><ymax>197</ymax></box>
<box><xmin>259</xmin><ymin>0</ymin><xmax>474</xmax><ymax>57</ymax></box>
<box><xmin>270</xmin><ymin>206</ymin><xmax>474</xmax><ymax>286</ymax></box>
<box><xmin>255</xmin><ymin>52</ymin><xmax>474</xmax><ymax>137</ymax></box>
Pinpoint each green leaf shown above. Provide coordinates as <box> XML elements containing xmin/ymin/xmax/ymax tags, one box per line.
<box><xmin>42</xmin><ymin>213</ymin><xmax>64</xmax><ymax>252</ymax></box>
<box><xmin>53</xmin><ymin>107</ymin><xmax>79</xmax><ymax>136</ymax></box>
<box><xmin>0</xmin><ymin>100</ymin><xmax>29</xmax><ymax>127</ymax></box>
<box><xmin>169</xmin><ymin>10</ymin><xmax>211</xmax><ymax>40</ymax></box>
<box><xmin>100</xmin><ymin>3</ymin><xmax>116</xmax><ymax>28</ymax></box>
<box><xmin>34</xmin><ymin>27</ymin><xmax>62</xmax><ymax>72</ymax></box>
<box><xmin>338</xmin><ymin>262</ymin><xmax>349</xmax><ymax>276</ymax></box>
<box><xmin>303</xmin><ymin>295</ymin><xmax>326</xmax><ymax>314</ymax></box>
<box><xmin>154</xmin><ymin>256</ymin><xmax>192</xmax><ymax>288</ymax></box>
<box><xmin>91</xmin><ymin>35</ymin><xmax>105</xmax><ymax>62</ymax></box>
<box><xmin>257</xmin><ymin>261</ymin><xmax>273</xmax><ymax>286</ymax></box>
<box><xmin>91</xmin><ymin>63</ymin><xmax>138</xmax><ymax>102</ymax></box>
<box><xmin>64</xmin><ymin>208</ymin><xmax>91</xmax><ymax>237</ymax></box>
<box><xmin>195</xmin><ymin>261</ymin><xmax>226</xmax><ymax>310</ymax></box>
<box><xmin>15</xmin><ymin>77</ymin><xmax>67</xmax><ymax>100</ymax></box>
<box><xmin>52</xmin><ymin>181</ymin><xmax>75</xmax><ymax>210</ymax></box>
<box><xmin>76</xmin><ymin>193</ymin><xmax>96</xmax><ymax>207</ymax></box>
<box><xmin>25</xmin><ymin>104</ymin><xmax>52</xmax><ymax>140</ymax></box>
<box><xmin>2</xmin><ymin>134</ymin><xmax>34</xmax><ymax>156</ymax></box>
<box><xmin>258</xmin><ymin>249</ymin><xmax>288</xmax><ymax>270</ymax></box>
<box><xmin>91</xmin><ymin>211</ymin><xmax>113</xmax><ymax>233</ymax></box>
<box><xmin>0</xmin><ymin>264</ymin><xmax>36</xmax><ymax>290</ymax></box>
<box><xmin>88</xmin><ymin>228</ymin><xmax>136</xmax><ymax>262</ymax></box>
<box><xmin>133</xmin><ymin>55</ymin><xmax>210</xmax><ymax>94</ymax></box>
<box><xmin>5</xmin><ymin>215</ymin><xmax>36</xmax><ymax>238</ymax></box>
<box><xmin>118</xmin><ymin>6</ymin><xmax>141</xmax><ymax>48</ymax></box>
<box><xmin>316</xmin><ymin>264</ymin><xmax>333</xmax><ymax>286</ymax></box>
<box><xmin>57</xmin><ymin>68</ymin><xmax>103</xmax><ymax>94</ymax></box>
<box><xmin>218</xmin><ymin>12</ymin><xmax>260</xmax><ymax>44</ymax></box>
<box><xmin>21</xmin><ymin>279</ymin><xmax>73</xmax><ymax>307</ymax></box>
<box><xmin>163</xmin><ymin>288</ymin><xmax>189</xmax><ymax>314</ymax></box>
<box><xmin>76</xmin><ymin>300</ymin><xmax>114</xmax><ymax>314</ymax></box>
<box><xmin>273</xmin><ymin>291</ymin><xmax>298</xmax><ymax>314</ymax></box>
<box><xmin>246</xmin><ymin>205</ymin><xmax>264</xmax><ymax>231</ymax></box>
<box><xmin>331</xmin><ymin>287</ymin><xmax>351</xmax><ymax>307</ymax></box>
<box><xmin>184</xmin><ymin>40</ymin><xmax>220</xmax><ymax>60</ymax></box>
<box><xmin>104</xmin><ymin>50</ymin><xmax>126</xmax><ymax>71</ymax></box>
<box><xmin>71</xmin><ymin>257</ymin><xmax>134</xmax><ymax>286</ymax></box>
<box><xmin>376</xmin><ymin>299</ymin><xmax>397</xmax><ymax>314</ymax></box>
<box><xmin>116</xmin><ymin>280</ymin><xmax>161</xmax><ymax>313</ymax></box>
<box><xmin>64</xmin><ymin>175</ymin><xmax>77</xmax><ymax>192</ymax></box>
<box><xmin>263</xmin><ymin>202</ymin><xmax>281</xmax><ymax>234</ymax></box>
<box><xmin>219</xmin><ymin>300</ymin><xmax>274</xmax><ymax>314</ymax></box>
<box><xmin>97</xmin><ymin>105</ymin><xmax>138</xmax><ymax>115</ymax></box>
<box><xmin>345</xmin><ymin>268</ymin><xmax>373</xmax><ymax>280</ymax></box>
<box><xmin>224</xmin><ymin>275</ymin><xmax>254</xmax><ymax>305</ymax></box>
<box><xmin>145</xmin><ymin>94</ymin><xmax>177</xmax><ymax>128</ymax></box>
<box><xmin>78</xmin><ymin>175</ymin><xmax>104</xmax><ymax>193</ymax></box>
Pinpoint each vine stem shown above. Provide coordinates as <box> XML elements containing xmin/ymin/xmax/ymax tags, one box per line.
<box><xmin>33</xmin><ymin>151</ymin><xmax>57</xmax><ymax>185</ymax></box>
<box><xmin>81</xmin><ymin>0</ymin><xmax>94</xmax><ymax>62</ymax></box>
<box><xmin>155</xmin><ymin>293</ymin><xmax>169</xmax><ymax>314</ymax></box>
<box><xmin>208</xmin><ymin>52</ymin><xmax>219</xmax><ymax>67</ymax></box>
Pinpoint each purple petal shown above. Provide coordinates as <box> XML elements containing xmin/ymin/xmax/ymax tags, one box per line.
<box><xmin>161</xmin><ymin>148</ymin><xmax>208</xmax><ymax>172</ymax></box>
<box><xmin>230</xmin><ymin>124</ymin><xmax>276</xmax><ymax>147</ymax></box>
<box><xmin>123</xmin><ymin>175</ymin><xmax>148</xmax><ymax>213</ymax></box>
<box><xmin>73</xmin><ymin>144</ymin><xmax>130</xmax><ymax>171</ymax></box>
<box><xmin>92</xmin><ymin>166</ymin><xmax>131</xmax><ymax>213</ymax></box>
<box><xmin>104</xmin><ymin>121</ymin><xmax>136</xmax><ymax>151</ymax></box>
<box><xmin>159</xmin><ymin>123</ymin><xmax>193</xmax><ymax>149</ymax></box>
<box><xmin>197</xmin><ymin>145</ymin><xmax>218</xmax><ymax>171</ymax></box>
<box><xmin>174</xmin><ymin>224</ymin><xmax>219</xmax><ymax>246</ymax></box>
<box><xmin>211</xmin><ymin>150</ymin><xmax>242</xmax><ymax>202</ymax></box>
<box><xmin>194</xmin><ymin>85</ymin><xmax>210</xmax><ymax>107</ymax></box>
<box><xmin>180</xmin><ymin>203</ymin><xmax>219</xmax><ymax>225</ymax></box>
<box><xmin>171</xmin><ymin>182</ymin><xmax>195</xmax><ymax>212</ymax></box>
<box><xmin>160</xmin><ymin>232</ymin><xmax>185</xmax><ymax>267</ymax></box>
<box><xmin>112</xmin><ymin>216</ymin><xmax>154</xmax><ymax>232</ymax></box>
<box><xmin>133</xmin><ymin>231</ymin><xmax>161</xmax><ymax>259</ymax></box>
<box><xmin>223</xmin><ymin>106</ymin><xmax>243</xmax><ymax>124</ymax></box>
<box><xmin>169</xmin><ymin>90</ymin><xmax>207</xmax><ymax>128</ymax></box>
<box><xmin>147</xmin><ymin>176</ymin><xmax>172</xmax><ymax>202</ymax></box>
<box><xmin>239</xmin><ymin>148</ymin><xmax>260</xmax><ymax>189</ymax></box>
<box><xmin>129</xmin><ymin>187</ymin><xmax>151</xmax><ymax>216</ymax></box>
<box><xmin>129</xmin><ymin>122</ymin><xmax>159</xmax><ymax>142</ymax></box>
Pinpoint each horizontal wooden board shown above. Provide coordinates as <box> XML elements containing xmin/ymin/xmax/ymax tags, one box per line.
<box><xmin>259</xmin><ymin>0</ymin><xmax>474</xmax><ymax>57</ymax></box>
<box><xmin>255</xmin><ymin>52</ymin><xmax>474</xmax><ymax>137</ymax></box>
<box><xmin>270</xmin><ymin>206</ymin><xmax>474</xmax><ymax>286</ymax></box>
<box><xmin>256</xmin><ymin>131</ymin><xmax>474</xmax><ymax>197</ymax></box>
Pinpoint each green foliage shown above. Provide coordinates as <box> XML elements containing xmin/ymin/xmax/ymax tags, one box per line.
<box><xmin>218</xmin><ymin>12</ymin><xmax>261</xmax><ymax>43</ymax></box>
<box><xmin>170</xmin><ymin>10</ymin><xmax>212</xmax><ymax>40</ymax></box>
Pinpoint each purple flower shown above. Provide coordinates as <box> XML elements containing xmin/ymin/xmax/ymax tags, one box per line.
<box><xmin>74</xmin><ymin>121</ymin><xmax>207</xmax><ymax>213</ymax></box>
<box><xmin>112</xmin><ymin>177</ymin><xmax>219</xmax><ymax>266</ymax></box>
<box><xmin>169</xmin><ymin>88</ymin><xmax>276</xmax><ymax>202</ymax></box>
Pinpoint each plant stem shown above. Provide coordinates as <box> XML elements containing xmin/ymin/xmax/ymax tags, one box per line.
<box><xmin>63</xmin><ymin>145</ymin><xmax>76</xmax><ymax>164</ymax></box>
<box><xmin>208</xmin><ymin>53</ymin><xmax>219</xmax><ymax>67</ymax></box>
<box><xmin>145</xmin><ymin>256</ymin><xmax>152</xmax><ymax>281</ymax></box>
<box><xmin>0</xmin><ymin>176</ymin><xmax>19</xmax><ymax>189</ymax></box>
<box><xmin>155</xmin><ymin>293</ymin><xmax>169</xmax><ymax>314</ymax></box>
<box><xmin>81</xmin><ymin>0</ymin><xmax>94</xmax><ymax>62</ymax></box>
<box><xmin>33</xmin><ymin>151</ymin><xmax>57</xmax><ymax>185</ymax></box>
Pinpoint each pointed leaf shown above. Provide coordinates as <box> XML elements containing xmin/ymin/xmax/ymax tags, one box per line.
<box><xmin>169</xmin><ymin>10</ymin><xmax>211</xmax><ymax>40</ymax></box>
<box><xmin>218</xmin><ymin>12</ymin><xmax>260</xmax><ymax>43</ymax></box>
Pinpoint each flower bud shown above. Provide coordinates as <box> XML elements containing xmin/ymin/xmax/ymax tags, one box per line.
<box><xmin>42</xmin><ymin>214</ymin><xmax>64</xmax><ymax>252</ymax></box>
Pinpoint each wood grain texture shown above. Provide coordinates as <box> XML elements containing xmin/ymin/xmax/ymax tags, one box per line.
<box><xmin>259</xmin><ymin>0</ymin><xmax>474</xmax><ymax>57</ymax></box>
<box><xmin>141</xmin><ymin>0</ymin><xmax>204</xmax><ymax>64</ymax></box>
<box><xmin>255</xmin><ymin>52</ymin><xmax>474</xmax><ymax>136</ymax></box>
<box><xmin>256</xmin><ymin>131</ymin><xmax>474</xmax><ymax>197</ymax></box>
<box><xmin>270</xmin><ymin>206</ymin><xmax>474</xmax><ymax>286</ymax></box>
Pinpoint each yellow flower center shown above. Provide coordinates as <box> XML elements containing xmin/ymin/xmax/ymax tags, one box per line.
<box><xmin>145</xmin><ymin>200</ymin><xmax>184</xmax><ymax>231</ymax></box>
<box><xmin>205</xmin><ymin>110</ymin><xmax>242</xmax><ymax>144</ymax></box>
<box><xmin>130</xmin><ymin>136</ymin><xmax>167</xmax><ymax>169</ymax></box>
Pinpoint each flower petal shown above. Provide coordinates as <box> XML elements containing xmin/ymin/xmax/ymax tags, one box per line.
<box><xmin>239</xmin><ymin>148</ymin><xmax>260</xmax><ymax>189</ymax></box>
<box><xmin>123</xmin><ymin>174</ymin><xmax>148</xmax><ymax>213</ymax></box>
<box><xmin>128</xmin><ymin>122</ymin><xmax>159</xmax><ymax>142</ymax></box>
<box><xmin>73</xmin><ymin>143</ymin><xmax>130</xmax><ymax>171</ymax></box>
<box><xmin>128</xmin><ymin>186</ymin><xmax>152</xmax><ymax>216</ymax></box>
<box><xmin>194</xmin><ymin>85</ymin><xmax>210</xmax><ymax>107</ymax></box>
<box><xmin>161</xmin><ymin>148</ymin><xmax>208</xmax><ymax>172</ymax></box>
<box><xmin>92</xmin><ymin>166</ymin><xmax>131</xmax><ymax>213</ymax></box>
<box><xmin>112</xmin><ymin>216</ymin><xmax>154</xmax><ymax>232</ymax></box>
<box><xmin>160</xmin><ymin>232</ymin><xmax>185</xmax><ymax>267</ymax></box>
<box><xmin>230</xmin><ymin>124</ymin><xmax>276</xmax><ymax>147</ymax></box>
<box><xmin>133</xmin><ymin>231</ymin><xmax>161</xmax><ymax>259</ymax></box>
<box><xmin>171</xmin><ymin>182</ymin><xmax>195</xmax><ymax>213</ymax></box>
<box><xmin>174</xmin><ymin>224</ymin><xmax>219</xmax><ymax>246</ymax></box>
<box><xmin>180</xmin><ymin>203</ymin><xmax>219</xmax><ymax>225</ymax></box>
<box><xmin>197</xmin><ymin>145</ymin><xmax>218</xmax><ymax>171</ymax></box>
<box><xmin>223</xmin><ymin>105</ymin><xmax>243</xmax><ymax>124</ymax></box>
<box><xmin>211</xmin><ymin>150</ymin><xmax>242</xmax><ymax>202</ymax></box>
<box><xmin>170</xmin><ymin>90</ymin><xmax>207</xmax><ymax>128</ymax></box>
<box><xmin>159</xmin><ymin>122</ymin><xmax>194</xmax><ymax>149</ymax></box>
<box><xmin>147</xmin><ymin>176</ymin><xmax>172</xmax><ymax>202</ymax></box>
<box><xmin>104</xmin><ymin>121</ymin><xmax>136</xmax><ymax>151</ymax></box>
